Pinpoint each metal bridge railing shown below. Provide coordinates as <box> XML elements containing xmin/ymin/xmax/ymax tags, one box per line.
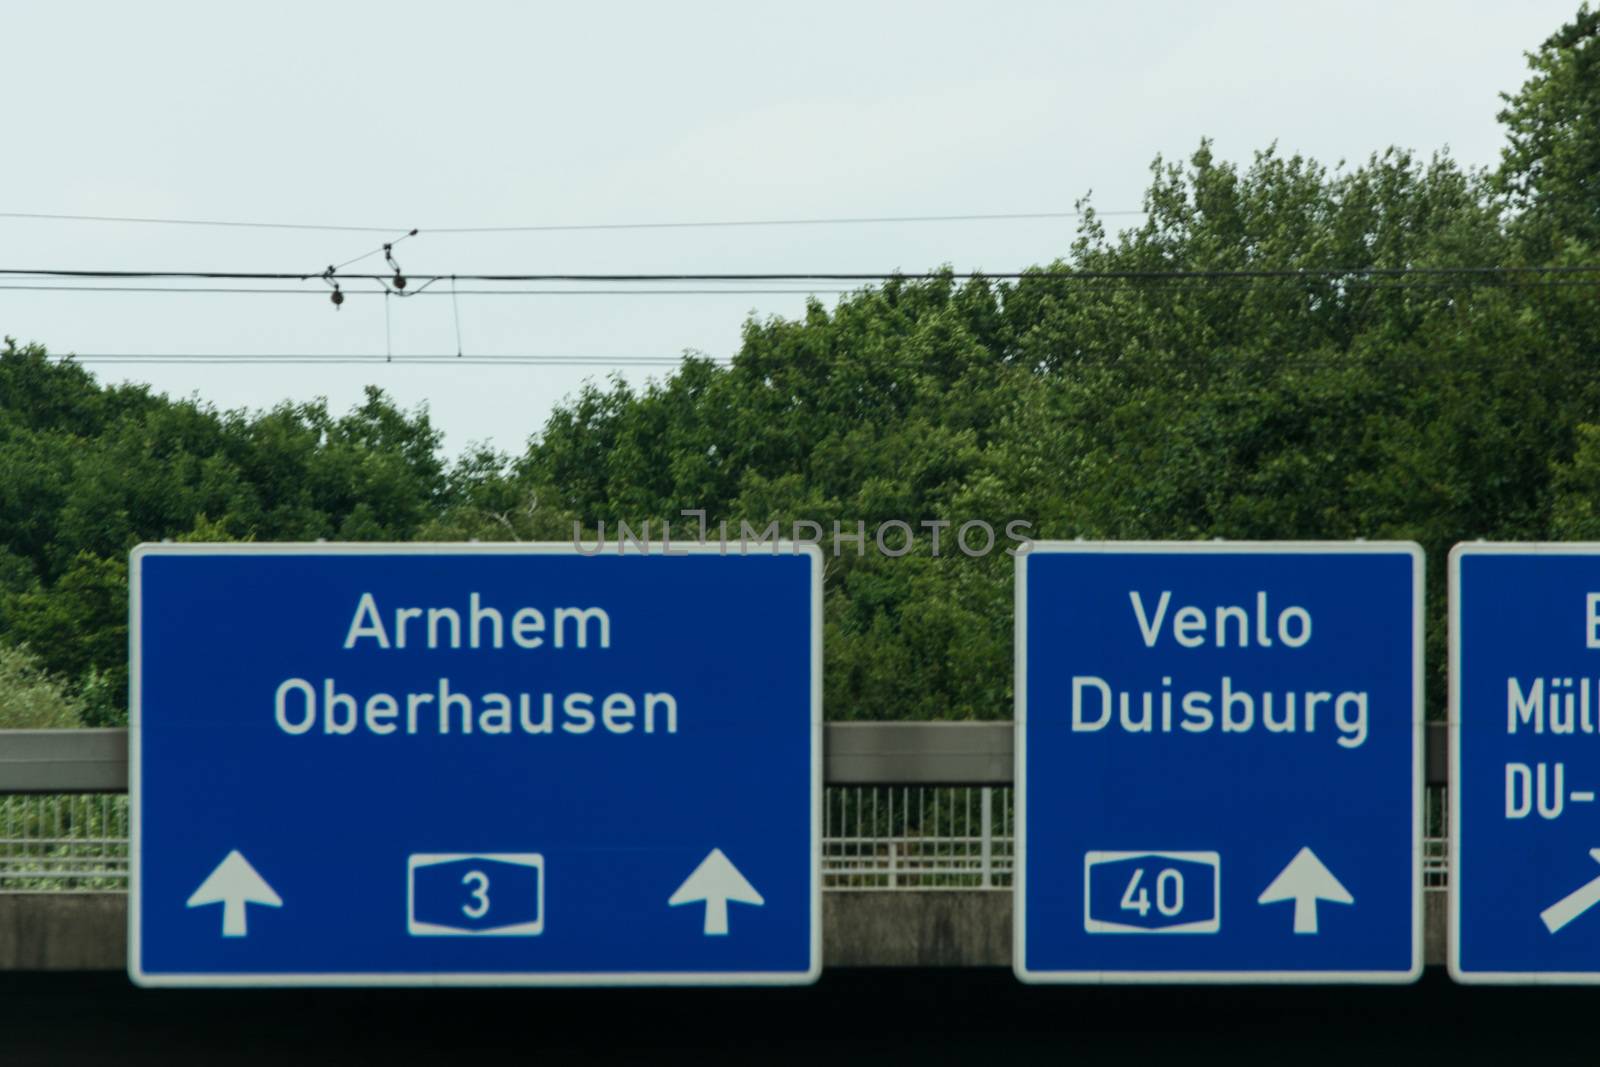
<box><xmin>2</xmin><ymin>788</ymin><xmax>1011</xmax><ymax>893</ymax></box>
<box><xmin>1424</xmin><ymin>785</ymin><xmax>1448</xmax><ymax>893</ymax></box>
<box><xmin>0</xmin><ymin>726</ymin><xmax>1452</xmax><ymax>893</ymax></box>
<box><xmin>824</xmin><ymin>786</ymin><xmax>1014</xmax><ymax>889</ymax></box>
<box><xmin>0</xmin><ymin>793</ymin><xmax>129</xmax><ymax>892</ymax></box>
<box><xmin>0</xmin><ymin>786</ymin><xmax>1448</xmax><ymax>894</ymax></box>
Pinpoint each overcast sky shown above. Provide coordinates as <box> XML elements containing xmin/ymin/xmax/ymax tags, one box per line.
<box><xmin>0</xmin><ymin>1</ymin><xmax>1580</xmax><ymax>457</ymax></box>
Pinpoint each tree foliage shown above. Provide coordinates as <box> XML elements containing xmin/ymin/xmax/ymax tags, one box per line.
<box><xmin>0</xmin><ymin>644</ymin><xmax>86</xmax><ymax>729</ymax></box>
<box><xmin>0</xmin><ymin>342</ymin><xmax>445</xmax><ymax>722</ymax></box>
<box><xmin>1496</xmin><ymin>3</ymin><xmax>1600</xmax><ymax>259</ymax></box>
<box><xmin>5</xmin><ymin>8</ymin><xmax>1600</xmax><ymax>724</ymax></box>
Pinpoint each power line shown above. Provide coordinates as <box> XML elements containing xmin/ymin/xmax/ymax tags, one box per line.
<box><xmin>425</xmin><ymin>211</ymin><xmax>1149</xmax><ymax>234</ymax></box>
<box><xmin>0</xmin><ymin>209</ymin><xmax>1145</xmax><ymax>234</ymax></box>
<box><xmin>44</xmin><ymin>352</ymin><xmax>1600</xmax><ymax>373</ymax></box>
<box><xmin>43</xmin><ymin>350</ymin><xmax>1593</xmax><ymax>371</ymax></box>
<box><xmin>51</xmin><ymin>353</ymin><xmax>703</xmax><ymax>366</ymax></box>
<box><xmin>0</xmin><ymin>212</ymin><xmax>397</xmax><ymax>233</ymax></box>
<box><xmin>0</xmin><ymin>284</ymin><xmax>855</xmax><ymax>296</ymax></box>
<box><xmin>331</xmin><ymin>229</ymin><xmax>418</xmax><ymax>272</ymax></box>
<box><xmin>3</xmin><ymin>265</ymin><xmax>1599</xmax><ymax>283</ymax></box>
<box><xmin>3</xmin><ymin>274</ymin><xmax>1595</xmax><ymax>313</ymax></box>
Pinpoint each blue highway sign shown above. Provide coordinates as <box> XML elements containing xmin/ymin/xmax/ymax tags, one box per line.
<box><xmin>1016</xmin><ymin>542</ymin><xmax>1423</xmax><ymax>983</ymax></box>
<box><xmin>130</xmin><ymin>543</ymin><xmax>821</xmax><ymax>987</ymax></box>
<box><xmin>1450</xmin><ymin>543</ymin><xmax>1600</xmax><ymax>983</ymax></box>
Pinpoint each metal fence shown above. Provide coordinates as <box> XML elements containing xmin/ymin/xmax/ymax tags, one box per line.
<box><xmin>0</xmin><ymin>793</ymin><xmax>129</xmax><ymax>892</ymax></box>
<box><xmin>0</xmin><ymin>786</ymin><xmax>1451</xmax><ymax>894</ymax></box>
<box><xmin>825</xmin><ymin>786</ymin><xmax>1014</xmax><ymax>889</ymax></box>
<box><xmin>1424</xmin><ymin>785</ymin><xmax>1448</xmax><ymax>892</ymax></box>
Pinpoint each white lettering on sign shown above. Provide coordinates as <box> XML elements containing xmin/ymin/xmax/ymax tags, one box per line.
<box><xmin>274</xmin><ymin>592</ymin><xmax>677</xmax><ymax>740</ymax></box>
<box><xmin>1501</xmin><ymin>592</ymin><xmax>1600</xmax><ymax>738</ymax></box>
<box><xmin>1088</xmin><ymin>589</ymin><xmax>1356</xmax><ymax>747</ymax></box>
<box><xmin>1070</xmin><ymin>674</ymin><xmax>1368</xmax><ymax>749</ymax></box>
<box><xmin>343</xmin><ymin>593</ymin><xmax>611</xmax><ymax>651</ymax></box>
<box><xmin>1506</xmin><ymin>676</ymin><xmax>1598</xmax><ymax>735</ymax></box>
<box><xmin>274</xmin><ymin>677</ymin><xmax>678</xmax><ymax>739</ymax></box>
<box><xmin>1128</xmin><ymin>591</ymin><xmax>1312</xmax><ymax>649</ymax></box>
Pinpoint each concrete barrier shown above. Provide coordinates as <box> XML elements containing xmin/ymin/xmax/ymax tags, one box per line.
<box><xmin>0</xmin><ymin>895</ymin><xmax>126</xmax><ymax>970</ymax></box>
<box><xmin>825</xmin><ymin>891</ymin><xmax>1012</xmax><ymax>967</ymax></box>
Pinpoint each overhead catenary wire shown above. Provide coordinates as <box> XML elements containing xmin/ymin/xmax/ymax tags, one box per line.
<box><xmin>40</xmin><ymin>351</ymin><xmax>1600</xmax><ymax>372</ymax></box>
<box><xmin>2</xmin><ymin>265</ymin><xmax>1599</xmax><ymax>283</ymax></box>
<box><xmin>421</xmin><ymin>210</ymin><xmax>1152</xmax><ymax>234</ymax></box>
<box><xmin>1</xmin><ymin>273</ymin><xmax>1597</xmax><ymax>302</ymax></box>
<box><xmin>47</xmin><ymin>353</ymin><xmax>704</xmax><ymax>366</ymax></box>
<box><xmin>9</xmin><ymin>278</ymin><xmax>1600</xmax><ymax>293</ymax></box>
<box><xmin>0</xmin><ymin>284</ymin><xmax>860</xmax><ymax>296</ymax></box>
<box><xmin>11</xmin><ymin>265</ymin><xmax>1598</xmax><ymax>375</ymax></box>
<box><xmin>331</xmin><ymin>229</ymin><xmax>419</xmax><ymax>273</ymax></box>
<box><xmin>0</xmin><ymin>209</ymin><xmax>1147</xmax><ymax>234</ymax></box>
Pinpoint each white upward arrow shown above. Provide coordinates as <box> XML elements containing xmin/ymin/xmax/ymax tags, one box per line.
<box><xmin>1257</xmin><ymin>847</ymin><xmax>1354</xmax><ymax>934</ymax></box>
<box><xmin>186</xmin><ymin>850</ymin><xmax>282</xmax><ymax>937</ymax></box>
<box><xmin>668</xmin><ymin>848</ymin><xmax>764</xmax><ymax>935</ymax></box>
<box><xmin>1540</xmin><ymin>849</ymin><xmax>1600</xmax><ymax>934</ymax></box>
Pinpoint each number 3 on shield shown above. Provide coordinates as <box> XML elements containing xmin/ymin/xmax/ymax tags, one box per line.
<box><xmin>462</xmin><ymin>870</ymin><xmax>490</xmax><ymax>919</ymax></box>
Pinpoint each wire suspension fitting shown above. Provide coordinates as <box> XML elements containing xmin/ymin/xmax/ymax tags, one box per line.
<box><xmin>321</xmin><ymin>265</ymin><xmax>343</xmax><ymax>310</ymax></box>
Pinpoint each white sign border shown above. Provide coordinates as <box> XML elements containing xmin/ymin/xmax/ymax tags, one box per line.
<box><xmin>1013</xmin><ymin>540</ymin><xmax>1425</xmax><ymax>984</ymax></box>
<box><xmin>128</xmin><ymin>540</ymin><xmax>824</xmax><ymax>989</ymax></box>
<box><xmin>1447</xmin><ymin>541</ymin><xmax>1600</xmax><ymax>984</ymax></box>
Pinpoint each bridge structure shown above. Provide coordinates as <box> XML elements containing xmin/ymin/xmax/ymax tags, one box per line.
<box><xmin>0</xmin><ymin>722</ymin><xmax>1450</xmax><ymax>973</ymax></box>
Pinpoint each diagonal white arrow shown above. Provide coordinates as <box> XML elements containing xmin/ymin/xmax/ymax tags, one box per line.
<box><xmin>1540</xmin><ymin>849</ymin><xmax>1600</xmax><ymax>934</ymax></box>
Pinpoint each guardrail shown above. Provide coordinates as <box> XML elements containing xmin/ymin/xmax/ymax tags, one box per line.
<box><xmin>0</xmin><ymin>724</ymin><xmax>1448</xmax><ymax>893</ymax></box>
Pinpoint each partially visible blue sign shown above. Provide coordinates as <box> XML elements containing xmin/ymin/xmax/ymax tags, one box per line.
<box><xmin>1451</xmin><ymin>544</ymin><xmax>1600</xmax><ymax>983</ymax></box>
<box><xmin>1016</xmin><ymin>542</ymin><xmax>1423</xmax><ymax>983</ymax></box>
<box><xmin>130</xmin><ymin>543</ymin><xmax>821</xmax><ymax>987</ymax></box>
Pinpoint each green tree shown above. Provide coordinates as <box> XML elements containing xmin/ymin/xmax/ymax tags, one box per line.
<box><xmin>0</xmin><ymin>643</ymin><xmax>85</xmax><ymax>729</ymax></box>
<box><xmin>0</xmin><ymin>345</ymin><xmax>453</xmax><ymax>724</ymax></box>
<box><xmin>7</xmin><ymin>7</ymin><xmax>1600</xmax><ymax>728</ymax></box>
<box><xmin>1496</xmin><ymin>4</ymin><xmax>1600</xmax><ymax>259</ymax></box>
<box><xmin>4</xmin><ymin>552</ymin><xmax>127</xmax><ymax>726</ymax></box>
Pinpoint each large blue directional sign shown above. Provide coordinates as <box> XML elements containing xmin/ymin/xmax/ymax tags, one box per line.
<box><xmin>1016</xmin><ymin>542</ymin><xmax>1422</xmax><ymax>983</ymax></box>
<box><xmin>130</xmin><ymin>543</ymin><xmax>821</xmax><ymax>987</ymax></box>
<box><xmin>1451</xmin><ymin>543</ymin><xmax>1600</xmax><ymax>983</ymax></box>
